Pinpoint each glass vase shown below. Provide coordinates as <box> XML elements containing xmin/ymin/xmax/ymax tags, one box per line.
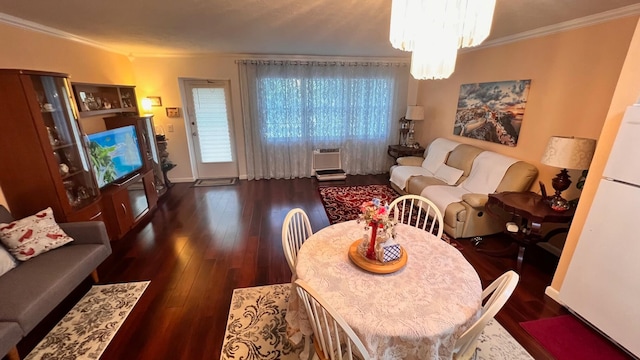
<box><xmin>366</xmin><ymin>221</ymin><xmax>379</xmax><ymax>260</ymax></box>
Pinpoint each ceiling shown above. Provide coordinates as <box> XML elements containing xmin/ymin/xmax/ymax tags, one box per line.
<box><xmin>1</xmin><ymin>0</ymin><xmax>640</xmax><ymax>57</ymax></box>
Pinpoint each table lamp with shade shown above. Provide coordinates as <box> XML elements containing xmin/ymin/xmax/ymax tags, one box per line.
<box><xmin>540</xmin><ymin>136</ymin><xmax>597</xmax><ymax>211</ymax></box>
<box><xmin>405</xmin><ymin>105</ymin><xmax>424</xmax><ymax>147</ymax></box>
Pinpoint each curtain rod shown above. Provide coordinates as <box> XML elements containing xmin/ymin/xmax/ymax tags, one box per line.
<box><xmin>235</xmin><ymin>59</ymin><xmax>409</xmax><ymax>67</ymax></box>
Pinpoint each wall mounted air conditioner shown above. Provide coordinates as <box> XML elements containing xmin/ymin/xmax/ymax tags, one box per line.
<box><xmin>313</xmin><ymin>148</ymin><xmax>346</xmax><ymax>181</ymax></box>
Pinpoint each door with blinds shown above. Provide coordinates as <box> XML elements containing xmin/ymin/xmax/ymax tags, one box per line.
<box><xmin>184</xmin><ymin>80</ymin><xmax>238</xmax><ymax>179</ymax></box>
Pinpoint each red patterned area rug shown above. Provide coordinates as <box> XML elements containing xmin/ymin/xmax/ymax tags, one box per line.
<box><xmin>520</xmin><ymin>315</ymin><xmax>632</xmax><ymax>360</ymax></box>
<box><xmin>319</xmin><ymin>184</ymin><xmax>398</xmax><ymax>224</ymax></box>
<box><xmin>318</xmin><ymin>184</ymin><xmax>462</xmax><ymax>249</ymax></box>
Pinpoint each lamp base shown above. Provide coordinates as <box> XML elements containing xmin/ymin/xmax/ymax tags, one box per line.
<box><xmin>551</xmin><ymin>168</ymin><xmax>572</xmax><ymax>196</ymax></box>
<box><xmin>548</xmin><ymin>168</ymin><xmax>573</xmax><ymax>212</ymax></box>
<box><xmin>549</xmin><ymin>195</ymin><xmax>570</xmax><ymax>212</ymax></box>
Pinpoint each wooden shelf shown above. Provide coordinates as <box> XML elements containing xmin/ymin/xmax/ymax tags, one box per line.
<box><xmin>72</xmin><ymin>82</ymin><xmax>138</xmax><ymax>118</ymax></box>
<box><xmin>77</xmin><ymin>107</ymin><xmax>138</xmax><ymax>118</ymax></box>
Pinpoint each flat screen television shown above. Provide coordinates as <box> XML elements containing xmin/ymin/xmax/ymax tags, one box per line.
<box><xmin>87</xmin><ymin>125</ymin><xmax>143</xmax><ymax>188</ymax></box>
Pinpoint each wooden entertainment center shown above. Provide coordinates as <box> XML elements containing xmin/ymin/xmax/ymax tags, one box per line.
<box><xmin>0</xmin><ymin>69</ymin><xmax>167</xmax><ymax>241</ymax></box>
<box><xmin>99</xmin><ymin>114</ymin><xmax>166</xmax><ymax>240</ymax></box>
<box><xmin>100</xmin><ymin>169</ymin><xmax>158</xmax><ymax>239</ymax></box>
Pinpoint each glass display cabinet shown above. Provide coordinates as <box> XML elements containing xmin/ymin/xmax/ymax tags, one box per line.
<box><xmin>0</xmin><ymin>69</ymin><xmax>102</xmax><ymax>222</ymax></box>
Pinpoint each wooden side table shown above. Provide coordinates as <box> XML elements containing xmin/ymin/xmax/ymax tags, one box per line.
<box><xmin>481</xmin><ymin>191</ymin><xmax>576</xmax><ymax>272</ymax></box>
<box><xmin>387</xmin><ymin>145</ymin><xmax>425</xmax><ymax>163</ymax></box>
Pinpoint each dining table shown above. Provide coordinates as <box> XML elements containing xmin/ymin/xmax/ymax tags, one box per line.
<box><xmin>285</xmin><ymin>220</ymin><xmax>483</xmax><ymax>360</ymax></box>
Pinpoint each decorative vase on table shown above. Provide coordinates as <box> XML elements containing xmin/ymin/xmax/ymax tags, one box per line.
<box><xmin>366</xmin><ymin>221</ymin><xmax>381</xmax><ymax>260</ymax></box>
<box><xmin>358</xmin><ymin>198</ymin><xmax>394</xmax><ymax>261</ymax></box>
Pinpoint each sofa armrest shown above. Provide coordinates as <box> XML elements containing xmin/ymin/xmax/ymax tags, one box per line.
<box><xmin>397</xmin><ymin>156</ymin><xmax>424</xmax><ymax>166</ymax></box>
<box><xmin>461</xmin><ymin>193</ymin><xmax>489</xmax><ymax>208</ymax></box>
<box><xmin>59</xmin><ymin>221</ymin><xmax>111</xmax><ymax>249</ymax></box>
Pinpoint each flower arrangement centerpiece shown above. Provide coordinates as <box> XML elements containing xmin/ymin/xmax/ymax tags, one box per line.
<box><xmin>358</xmin><ymin>198</ymin><xmax>395</xmax><ymax>260</ymax></box>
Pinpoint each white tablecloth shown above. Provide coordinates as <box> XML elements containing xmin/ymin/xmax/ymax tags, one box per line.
<box><xmin>288</xmin><ymin>221</ymin><xmax>482</xmax><ymax>360</ymax></box>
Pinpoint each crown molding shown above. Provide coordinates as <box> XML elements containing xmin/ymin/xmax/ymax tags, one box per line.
<box><xmin>468</xmin><ymin>3</ymin><xmax>640</xmax><ymax>52</ymax></box>
<box><xmin>2</xmin><ymin>4</ymin><xmax>640</xmax><ymax>58</ymax></box>
<box><xmin>0</xmin><ymin>12</ymin><xmax>127</xmax><ymax>56</ymax></box>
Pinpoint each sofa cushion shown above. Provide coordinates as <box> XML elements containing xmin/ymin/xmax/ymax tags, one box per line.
<box><xmin>459</xmin><ymin>152</ymin><xmax>518</xmax><ymax>194</ymax></box>
<box><xmin>444</xmin><ymin>144</ymin><xmax>484</xmax><ymax>183</ymax></box>
<box><xmin>406</xmin><ymin>176</ymin><xmax>448</xmax><ymax>195</ymax></box>
<box><xmin>396</xmin><ymin>156</ymin><xmax>424</xmax><ymax>167</ymax></box>
<box><xmin>0</xmin><ymin>246</ymin><xmax>17</xmax><ymax>277</ymax></box>
<box><xmin>0</xmin><ymin>243</ymin><xmax>111</xmax><ymax>334</ymax></box>
<box><xmin>421</xmin><ymin>138</ymin><xmax>460</xmax><ymax>173</ymax></box>
<box><xmin>390</xmin><ymin>166</ymin><xmax>434</xmax><ymax>190</ymax></box>
<box><xmin>0</xmin><ymin>208</ymin><xmax>74</xmax><ymax>261</ymax></box>
<box><xmin>0</xmin><ymin>322</ymin><xmax>21</xmax><ymax>359</ymax></box>
<box><xmin>434</xmin><ymin>164</ymin><xmax>464</xmax><ymax>185</ymax></box>
<box><xmin>495</xmin><ymin>161</ymin><xmax>539</xmax><ymax>193</ymax></box>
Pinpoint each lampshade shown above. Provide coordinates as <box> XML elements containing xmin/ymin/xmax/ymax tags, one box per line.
<box><xmin>410</xmin><ymin>31</ymin><xmax>459</xmax><ymax>80</ymax></box>
<box><xmin>389</xmin><ymin>0</ymin><xmax>497</xmax><ymax>80</ymax></box>
<box><xmin>540</xmin><ymin>136</ymin><xmax>597</xmax><ymax>170</ymax></box>
<box><xmin>405</xmin><ymin>105</ymin><xmax>424</xmax><ymax>120</ymax></box>
<box><xmin>141</xmin><ymin>98</ymin><xmax>153</xmax><ymax>113</ymax></box>
<box><xmin>389</xmin><ymin>0</ymin><xmax>421</xmax><ymax>51</ymax></box>
<box><xmin>457</xmin><ymin>0</ymin><xmax>497</xmax><ymax>48</ymax></box>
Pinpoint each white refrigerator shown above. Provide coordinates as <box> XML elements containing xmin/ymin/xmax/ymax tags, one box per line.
<box><xmin>559</xmin><ymin>105</ymin><xmax>640</xmax><ymax>357</ymax></box>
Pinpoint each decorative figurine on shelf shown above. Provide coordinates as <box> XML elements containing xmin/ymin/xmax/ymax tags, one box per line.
<box><xmin>58</xmin><ymin>163</ymin><xmax>69</xmax><ymax>177</ymax></box>
<box><xmin>357</xmin><ymin>198</ymin><xmax>396</xmax><ymax>261</ymax></box>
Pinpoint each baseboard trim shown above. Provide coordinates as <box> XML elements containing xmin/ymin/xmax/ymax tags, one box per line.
<box><xmin>169</xmin><ymin>177</ymin><xmax>196</xmax><ymax>183</ymax></box>
<box><xmin>544</xmin><ymin>286</ymin><xmax>564</xmax><ymax>305</ymax></box>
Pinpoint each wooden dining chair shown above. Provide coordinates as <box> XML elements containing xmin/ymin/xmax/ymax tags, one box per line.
<box><xmin>452</xmin><ymin>270</ymin><xmax>520</xmax><ymax>360</ymax></box>
<box><xmin>389</xmin><ymin>194</ymin><xmax>444</xmax><ymax>238</ymax></box>
<box><xmin>295</xmin><ymin>279</ymin><xmax>371</xmax><ymax>360</ymax></box>
<box><xmin>282</xmin><ymin>208</ymin><xmax>313</xmax><ymax>274</ymax></box>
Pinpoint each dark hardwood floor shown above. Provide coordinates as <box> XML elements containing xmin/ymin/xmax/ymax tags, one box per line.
<box><xmin>13</xmin><ymin>174</ymin><xmax>573</xmax><ymax>360</ymax></box>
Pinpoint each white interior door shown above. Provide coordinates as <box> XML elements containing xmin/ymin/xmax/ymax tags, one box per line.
<box><xmin>184</xmin><ymin>80</ymin><xmax>238</xmax><ymax>179</ymax></box>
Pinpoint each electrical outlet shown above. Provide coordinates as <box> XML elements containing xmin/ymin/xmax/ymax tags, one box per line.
<box><xmin>168</xmin><ymin>124</ymin><xmax>174</xmax><ymax>132</ymax></box>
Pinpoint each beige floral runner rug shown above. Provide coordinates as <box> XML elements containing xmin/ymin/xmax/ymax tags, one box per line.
<box><xmin>25</xmin><ymin>281</ymin><xmax>150</xmax><ymax>360</ymax></box>
<box><xmin>221</xmin><ymin>284</ymin><xmax>532</xmax><ymax>360</ymax></box>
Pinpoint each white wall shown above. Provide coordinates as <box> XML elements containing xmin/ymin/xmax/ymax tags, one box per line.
<box><xmin>130</xmin><ymin>55</ymin><xmax>247</xmax><ymax>182</ymax></box>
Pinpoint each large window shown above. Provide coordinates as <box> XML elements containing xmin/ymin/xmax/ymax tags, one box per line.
<box><xmin>238</xmin><ymin>60</ymin><xmax>409</xmax><ymax>180</ymax></box>
<box><xmin>259</xmin><ymin>77</ymin><xmax>394</xmax><ymax>143</ymax></box>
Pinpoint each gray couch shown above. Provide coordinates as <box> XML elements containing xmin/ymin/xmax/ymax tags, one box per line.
<box><xmin>0</xmin><ymin>205</ymin><xmax>112</xmax><ymax>360</ymax></box>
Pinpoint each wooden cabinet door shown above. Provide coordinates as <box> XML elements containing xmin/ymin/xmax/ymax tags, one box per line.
<box><xmin>143</xmin><ymin>170</ymin><xmax>158</xmax><ymax>211</ymax></box>
<box><xmin>110</xmin><ymin>186</ymin><xmax>134</xmax><ymax>238</ymax></box>
<box><xmin>65</xmin><ymin>198</ymin><xmax>104</xmax><ymax>223</ymax></box>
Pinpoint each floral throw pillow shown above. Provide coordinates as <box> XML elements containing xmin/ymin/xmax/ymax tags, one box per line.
<box><xmin>0</xmin><ymin>207</ymin><xmax>73</xmax><ymax>261</ymax></box>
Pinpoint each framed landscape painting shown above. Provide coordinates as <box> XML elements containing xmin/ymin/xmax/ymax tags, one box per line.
<box><xmin>454</xmin><ymin>79</ymin><xmax>531</xmax><ymax>146</ymax></box>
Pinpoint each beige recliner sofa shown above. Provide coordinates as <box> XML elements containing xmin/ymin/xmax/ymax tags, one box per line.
<box><xmin>390</xmin><ymin>139</ymin><xmax>538</xmax><ymax>239</ymax></box>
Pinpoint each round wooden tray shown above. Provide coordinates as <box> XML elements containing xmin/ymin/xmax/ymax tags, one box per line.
<box><xmin>348</xmin><ymin>240</ymin><xmax>408</xmax><ymax>274</ymax></box>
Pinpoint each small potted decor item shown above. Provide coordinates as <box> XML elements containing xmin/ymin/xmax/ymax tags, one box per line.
<box><xmin>357</xmin><ymin>198</ymin><xmax>395</xmax><ymax>260</ymax></box>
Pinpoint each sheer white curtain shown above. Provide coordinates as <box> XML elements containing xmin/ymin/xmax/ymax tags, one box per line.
<box><xmin>238</xmin><ymin>60</ymin><xmax>409</xmax><ymax>180</ymax></box>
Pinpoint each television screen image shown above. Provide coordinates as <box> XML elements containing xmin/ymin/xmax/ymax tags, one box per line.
<box><xmin>87</xmin><ymin>125</ymin><xmax>143</xmax><ymax>188</ymax></box>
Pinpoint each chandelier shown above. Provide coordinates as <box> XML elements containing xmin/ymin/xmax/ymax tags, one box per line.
<box><xmin>390</xmin><ymin>0</ymin><xmax>497</xmax><ymax>80</ymax></box>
